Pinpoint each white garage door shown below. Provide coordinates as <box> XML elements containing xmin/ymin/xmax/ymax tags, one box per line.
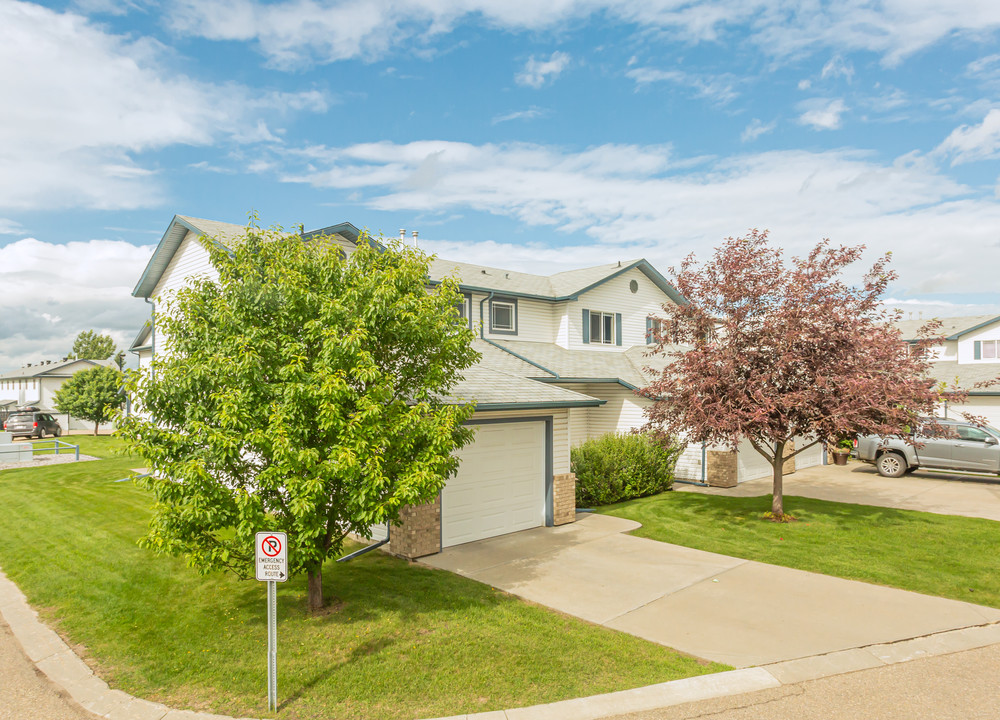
<box><xmin>442</xmin><ymin>421</ymin><xmax>546</xmax><ymax>548</ymax></box>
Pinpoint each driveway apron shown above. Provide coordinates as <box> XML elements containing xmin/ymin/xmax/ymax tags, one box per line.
<box><xmin>420</xmin><ymin>513</ymin><xmax>1000</xmax><ymax>668</ymax></box>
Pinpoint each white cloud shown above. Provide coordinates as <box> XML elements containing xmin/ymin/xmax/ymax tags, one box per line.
<box><xmin>0</xmin><ymin>218</ymin><xmax>25</xmax><ymax>235</ymax></box>
<box><xmin>935</xmin><ymin>108</ymin><xmax>1000</xmax><ymax>164</ymax></box>
<box><xmin>516</xmin><ymin>52</ymin><xmax>571</xmax><ymax>89</ymax></box>
<box><xmin>0</xmin><ymin>238</ymin><xmax>155</xmax><ymax>371</ymax></box>
<box><xmin>798</xmin><ymin>79</ymin><xmax>812</xmax><ymax>90</ymax></box>
<box><xmin>798</xmin><ymin>98</ymin><xmax>848</xmax><ymax>130</ymax></box>
<box><xmin>821</xmin><ymin>56</ymin><xmax>854</xmax><ymax>82</ymax></box>
<box><xmin>0</xmin><ymin>1</ymin><xmax>326</xmax><ymax>210</ymax></box>
<box><xmin>741</xmin><ymin>118</ymin><xmax>776</xmax><ymax>142</ymax></box>
<box><xmin>274</xmin><ymin>138</ymin><xmax>1000</xmax><ymax>299</ymax></box>
<box><xmin>626</xmin><ymin>67</ymin><xmax>739</xmax><ymax>105</ymax></box>
<box><xmin>166</xmin><ymin>0</ymin><xmax>1000</xmax><ymax>68</ymax></box>
<box><xmin>492</xmin><ymin>107</ymin><xmax>549</xmax><ymax>124</ymax></box>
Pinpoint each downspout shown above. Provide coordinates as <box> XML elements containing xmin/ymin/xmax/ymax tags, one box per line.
<box><xmin>673</xmin><ymin>441</ymin><xmax>710</xmax><ymax>487</ymax></box>
<box><xmin>144</xmin><ymin>298</ymin><xmax>156</xmax><ymax>380</ymax></box>
<box><xmin>337</xmin><ymin>525</ymin><xmax>390</xmax><ymax>562</ymax></box>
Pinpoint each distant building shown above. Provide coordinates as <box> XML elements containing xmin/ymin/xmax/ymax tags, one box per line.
<box><xmin>0</xmin><ymin>358</ymin><xmax>114</xmax><ymax>432</ymax></box>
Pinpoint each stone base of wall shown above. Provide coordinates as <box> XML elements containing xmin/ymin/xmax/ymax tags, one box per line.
<box><xmin>553</xmin><ymin>472</ymin><xmax>576</xmax><ymax>525</ymax></box>
<box><xmin>391</xmin><ymin>497</ymin><xmax>441</xmax><ymax>559</ymax></box>
<box><xmin>706</xmin><ymin>450</ymin><xmax>738</xmax><ymax>488</ymax></box>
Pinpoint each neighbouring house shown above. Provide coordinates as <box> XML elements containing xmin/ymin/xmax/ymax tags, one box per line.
<box><xmin>131</xmin><ymin>215</ymin><xmax>825</xmax><ymax>558</ymax></box>
<box><xmin>896</xmin><ymin>315</ymin><xmax>1000</xmax><ymax>427</ymax></box>
<box><xmin>0</xmin><ymin>358</ymin><xmax>116</xmax><ymax>433</ymax></box>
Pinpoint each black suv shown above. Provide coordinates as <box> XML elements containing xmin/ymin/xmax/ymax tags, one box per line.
<box><xmin>3</xmin><ymin>407</ymin><xmax>62</xmax><ymax>439</ymax></box>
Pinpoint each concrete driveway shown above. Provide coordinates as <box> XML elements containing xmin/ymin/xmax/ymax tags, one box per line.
<box><xmin>420</xmin><ymin>513</ymin><xmax>1000</xmax><ymax>668</ymax></box>
<box><xmin>678</xmin><ymin>461</ymin><xmax>1000</xmax><ymax>522</ymax></box>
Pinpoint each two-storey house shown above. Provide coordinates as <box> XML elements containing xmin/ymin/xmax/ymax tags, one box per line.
<box><xmin>896</xmin><ymin>315</ymin><xmax>1000</xmax><ymax>428</ymax></box>
<box><xmin>131</xmin><ymin>215</ymin><xmax>824</xmax><ymax>558</ymax></box>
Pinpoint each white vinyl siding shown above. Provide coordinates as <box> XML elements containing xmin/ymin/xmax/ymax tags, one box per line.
<box><xmin>567</xmin><ymin>268</ymin><xmax>676</xmax><ymax>351</ymax></box>
<box><xmin>958</xmin><ymin>320</ymin><xmax>1000</xmax><ymax>363</ymax></box>
<box><xmin>558</xmin><ymin>383</ymin><xmax>649</xmax><ymax>444</ymax></box>
<box><xmin>153</xmin><ymin>231</ymin><xmax>218</xmax><ymax>298</ymax></box>
<box><xmin>470</xmin><ymin>294</ymin><xmax>555</xmax><ymax>343</ymax></box>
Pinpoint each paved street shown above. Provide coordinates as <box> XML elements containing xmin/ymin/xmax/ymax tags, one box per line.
<box><xmin>607</xmin><ymin>642</ymin><xmax>1000</xmax><ymax>720</ymax></box>
<box><xmin>0</xmin><ymin>618</ymin><xmax>94</xmax><ymax>720</ymax></box>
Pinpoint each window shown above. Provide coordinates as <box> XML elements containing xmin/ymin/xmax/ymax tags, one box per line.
<box><xmin>957</xmin><ymin>425</ymin><xmax>992</xmax><ymax>443</ymax></box>
<box><xmin>975</xmin><ymin>340</ymin><xmax>1000</xmax><ymax>360</ymax></box>
<box><xmin>646</xmin><ymin>317</ymin><xmax>681</xmax><ymax>344</ymax></box>
<box><xmin>589</xmin><ymin>311</ymin><xmax>616</xmax><ymax>344</ymax></box>
<box><xmin>454</xmin><ymin>295</ymin><xmax>472</xmax><ymax>328</ymax></box>
<box><xmin>490</xmin><ymin>298</ymin><xmax>517</xmax><ymax>334</ymax></box>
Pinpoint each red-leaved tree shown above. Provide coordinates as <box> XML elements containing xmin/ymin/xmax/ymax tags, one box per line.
<box><xmin>642</xmin><ymin>231</ymin><xmax>947</xmax><ymax>519</ymax></box>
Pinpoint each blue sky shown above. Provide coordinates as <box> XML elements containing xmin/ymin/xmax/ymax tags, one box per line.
<box><xmin>1</xmin><ymin>0</ymin><xmax>998</xmax><ymax>370</ymax></box>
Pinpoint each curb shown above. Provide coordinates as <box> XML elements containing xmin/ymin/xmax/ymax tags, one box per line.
<box><xmin>3</xmin><ymin>567</ymin><xmax>1000</xmax><ymax>720</ymax></box>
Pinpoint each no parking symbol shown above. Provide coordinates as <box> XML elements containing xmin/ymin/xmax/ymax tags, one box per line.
<box><xmin>255</xmin><ymin>531</ymin><xmax>288</xmax><ymax>582</ymax></box>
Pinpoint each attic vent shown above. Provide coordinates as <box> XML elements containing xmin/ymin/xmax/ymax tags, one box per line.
<box><xmin>629</xmin><ymin>279</ymin><xmax>638</xmax><ymax>294</ymax></box>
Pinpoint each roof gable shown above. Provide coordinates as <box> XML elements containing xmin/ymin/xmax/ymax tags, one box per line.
<box><xmin>0</xmin><ymin>358</ymin><xmax>107</xmax><ymax>380</ymax></box>
<box><xmin>894</xmin><ymin>314</ymin><xmax>1000</xmax><ymax>341</ymax></box>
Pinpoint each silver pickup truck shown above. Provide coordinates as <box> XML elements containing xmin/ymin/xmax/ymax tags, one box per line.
<box><xmin>856</xmin><ymin>418</ymin><xmax>1000</xmax><ymax>477</ymax></box>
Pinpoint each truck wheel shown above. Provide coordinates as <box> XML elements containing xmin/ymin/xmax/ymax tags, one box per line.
<box><xmin>876</xmin><ymin>452</ymin><xmax>907</xmax><ymax>478</ymax></box>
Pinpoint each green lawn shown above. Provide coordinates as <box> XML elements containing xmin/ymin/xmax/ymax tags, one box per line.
<box><xmin>600</xmin><ymin>491</ymin><xmax>1000</xmax><ymax>608</ymax></box>
<box><xmin>0</xmin><ymin>457</ymin><xmax>726</xmax><ymax>720</ymax></box>
<box><xmin>26</xmin><ymin>434</ymin><xmax>124</xmax><ymax>459</ymax></box>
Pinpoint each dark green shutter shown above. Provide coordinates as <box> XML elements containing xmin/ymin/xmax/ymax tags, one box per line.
<box><xmin>582</xmin><ymin>309</ymin><xmax>590</xmax><ymax>343</ymax></box>
<box><xmin>645</xmin><ymin>316</ymin><xmax>653</xmax><ymax>343</ymax></box>
<box><xmin>615</xmin><ymin>313</ymin><xmax>623</xmax><ymax>346</ymax></box>
<box><xmin>975</xmin><ymin>341</ymin><xmax>982</xmax><ymax>360</ymax></box>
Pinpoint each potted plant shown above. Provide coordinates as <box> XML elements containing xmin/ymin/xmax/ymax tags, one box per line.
<box><xmin>831</xmin><ymin>436</ymin><xmax>853</xmax><ymax>465</ymax></box>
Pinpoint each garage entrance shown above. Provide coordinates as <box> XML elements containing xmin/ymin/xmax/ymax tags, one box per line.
<box><xmin>442</xmin><ymin>420</ymin><xmax>547</xmax><ymax>548</ymax></box>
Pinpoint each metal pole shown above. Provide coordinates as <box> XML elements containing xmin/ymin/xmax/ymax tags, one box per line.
<box><xmin>267</xmin><ymin>580</ymin><xmax>277</xmax><ymax>711</ymax></box>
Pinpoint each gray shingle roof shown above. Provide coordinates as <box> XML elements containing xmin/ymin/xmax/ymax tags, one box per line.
<box><xmin>0</xmin><ymin>359</ymin><xmax>110</xmax><ymax>380</ymax></box>
<box><xmin>443</xmin><ymin>365</ymin><xmax>604</xmax><ymax>408</ymax></box>
<box><xmin>483</xmin><ymin>340</ymin><xmax>683</xmax><ymax>389</ymax></box>
<box><xmin>895</xmin><ymin>315</ymin><xmax>1000</xmax><ymax>341</ymax></box>
<box><xmin>927</xmin><ymin>361</ymin><xmax>1000</xmax><ymax>394</ymax></box>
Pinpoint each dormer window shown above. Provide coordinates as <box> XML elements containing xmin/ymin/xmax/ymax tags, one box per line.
<box><xmin>455</xmin><ymin>295</ymin><xmax>472</xmax><ymax>328</ymax></box>
<box><xmin>490</xmin><ymin>297</ymin><xmax>517</xmax><ymax>335</ymax></box>
<box><xmin>582</xmin><ymin>309</ymin><xmax>622</xmax><ymax>346</ymax></box>
<box><xmin>976</xmin><ymin>340</ymin><xmax>999</xmax><ymax>360</ymax></box>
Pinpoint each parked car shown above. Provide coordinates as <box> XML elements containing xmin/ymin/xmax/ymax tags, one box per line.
<box><xmin>856</xmin><ymin>418</ymin><xmax>1000</xmax><ymax>477</ymax></box>
<box><xmin>3</xmin><ymin>407</ymin><xmax>62</xmax><ymax>439</ymax></box>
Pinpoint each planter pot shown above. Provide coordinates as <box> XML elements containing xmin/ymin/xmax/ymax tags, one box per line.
<box><xmin>832</xmin><ymin>451</ymin><xmax>849</xmax><ymax>466</ymax></box>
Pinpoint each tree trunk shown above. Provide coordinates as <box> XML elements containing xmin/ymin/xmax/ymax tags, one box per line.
<box><xmin>771</xmin><ymin>440</ymin><xmax>785</xmax><ymax>517</ymax></box>
<box><xmin>307</xmin><ymin>567</ymin><xmax>324</xmax><ymax>612</ymax></box>
<box><xmin>93</xmin><ymin>420</ymin><xmax>99</xmax><ymax>436</ymax></box>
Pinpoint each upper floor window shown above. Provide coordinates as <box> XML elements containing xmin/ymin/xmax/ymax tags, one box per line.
<box><xmin>583</xmin><ymin>309</ymin><xmax>621</xmax><ymax>346</ymax></box>
<box><xmin>976</xmin><ymin>340</ymin><xmax>999</xmax><ymax>360</ymax></box>
<box><xmin>455</xmin><ymin>295</ymin><xmax>472</xmax><ymax>329</ymax></box>
<box><xmin>490</xmin><ymin>298</ymin><xmax>517</xmax><ymax>335</ymax></box>
<box><xmin>646</xmin><ymin>317</ymin><xmax>681</xmax><ymax>344</ymax></box>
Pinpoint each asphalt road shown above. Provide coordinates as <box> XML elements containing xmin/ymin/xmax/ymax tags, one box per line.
<box><xmin>0</xmin><ymin>618</ymin><xmax>94</xmax><ymax>720</ymax></box>
<box><xmin>609</xmin><ymin>643</ymin><xmax>1000</xmax><ymax>720</ymax></box>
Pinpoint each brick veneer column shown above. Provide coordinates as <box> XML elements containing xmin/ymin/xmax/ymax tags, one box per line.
<box><xmin>391</xmin><ymin>496</ymin><xmax>441</xmax><ymax>559</ymax></box>
<box><xmin>552</xmin><ymin>472</ymin><xmax>577</xmax><ymax>526</ymax></box>
<box><xmin>706</xmin><ymin>450</ymin><xmax>738</xmax><ymax>488</ymax></box>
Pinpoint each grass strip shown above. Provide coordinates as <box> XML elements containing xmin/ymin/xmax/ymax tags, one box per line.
<box><xmin>600</xmin><ymin>491</ymin><xmax>1000</xmax><ymax>608</ymax></box>
<box><xmin>0</xmin><ymin>457</ymin><xmax>726</xmax><ymax>720</ymax></box>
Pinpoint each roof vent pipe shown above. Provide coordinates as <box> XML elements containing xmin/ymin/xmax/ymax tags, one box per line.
<box><xmin>399</xmin><ymin>228</ymin><xmax>406</xmax><ymax>241</ymax></box>
<box><xmin>412</xmin><ymin>230</ymin><xmax>419</xmax><ymax>247</ymax></box>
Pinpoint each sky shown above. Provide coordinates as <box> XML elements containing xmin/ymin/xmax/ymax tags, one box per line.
<box><xmin>0</xmin><ymin>0</ymin><xmax>998</xmax><ymax>371</ymax></box>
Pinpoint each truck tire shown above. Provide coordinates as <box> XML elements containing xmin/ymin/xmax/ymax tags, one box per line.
<box><xmin>876</xmin><ymin>452</ymin><xmax>907</xmax><ymax>478</ymax></box>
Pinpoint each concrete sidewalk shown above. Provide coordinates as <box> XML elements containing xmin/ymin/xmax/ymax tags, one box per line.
<box><xmin>677</xmin><ymin>461</ymin><xmax>1000</xmax><ymax>522</ymax></box>
<box><xmin>421</xmin><ymin>513</ymin><xmax>1000</xmax><ymax>668</ymax></box>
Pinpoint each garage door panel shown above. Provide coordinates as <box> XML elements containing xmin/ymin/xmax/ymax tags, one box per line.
<box><xmin>442</xmin><ymin>421</ymin><xmax>546</xmax><ymax>548</ymax></box>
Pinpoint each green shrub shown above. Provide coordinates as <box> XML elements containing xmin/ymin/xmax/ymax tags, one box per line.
<box><xmin>571</xmin><ymin>432</ymin><xmax>681</xmax><ymax>507</ymax></box>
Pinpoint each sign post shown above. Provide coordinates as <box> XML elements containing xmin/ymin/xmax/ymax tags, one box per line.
<box><xmin>255</xmin><ymin>531</ymin><xmax>288</xmax><ymax>712</ymax></box>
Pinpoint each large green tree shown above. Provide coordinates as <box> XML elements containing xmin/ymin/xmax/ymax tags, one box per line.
<box><xmin>117</xmin><ymin>224</ymin><xmax>479</xmax><ymax>611</ymax></box>
<box><xmin>53</xmin><ymin>365</ymin><xmax>125</xmax><ymax>435</ymax></box>
<box><xmin>71</xmin><ymin>330</ymin><xmax>116</xmax><ymax>360</ymax></box>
